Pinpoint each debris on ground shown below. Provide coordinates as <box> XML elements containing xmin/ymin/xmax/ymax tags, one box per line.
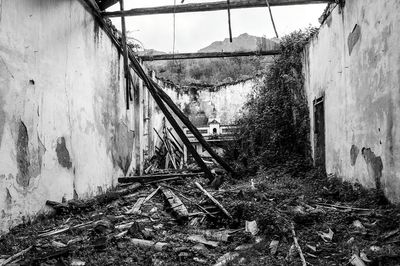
<box><xmin>1</xmin><ymin>162</ymin><xmax>400</xmax><ymax>265</ymax></box>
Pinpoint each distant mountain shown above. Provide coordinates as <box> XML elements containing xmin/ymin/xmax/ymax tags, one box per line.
<box><xmin>198</xmin><ymin>33</ymin><xmax>279</xmax><ymax>53</ymax></box>
<box><xmin>144</xmin><ymin>33</ymin><xmax>277</xmax><ymax>86</ymax></box>
<box><xmin>137</xmin><ymin>49</ymin><xmax>166</xmax><ymax>56</ymax></box>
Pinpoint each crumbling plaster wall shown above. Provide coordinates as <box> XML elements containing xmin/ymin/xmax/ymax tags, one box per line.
<box><xmin>156</xmin><ymin>79</ymin><xmax>256</xmax><ymax>127</ymax></box>
<box><xmin>303</xmin><ymin>1</ymin><xmax>400</xmax><ymax>202</ymax></box>
<box><xmin>148</xmin><ymin>78</ymin><xmax>255</xmax><ymax>154</ymax></box>
<box><xmin>0</xmin><ymin>0</ymin><xmax>139</xmax><ymax>233</ymax></box>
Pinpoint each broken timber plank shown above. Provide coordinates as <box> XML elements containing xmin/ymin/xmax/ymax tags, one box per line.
<box><xmin>160</xmin><ymin>187</ymin><xmax>189</xmax><ymax>220</ymax></box>
<box><xmin>194</xmin><ymin>182</ymin><xmax>233</xmax><ymax>219</ymax></box>
<box><xmin>119</xmin><ymin>0</ymin><xmax>131</xmax><ymax>110</ymax></box>
<box><xmin>161</xmin><ymin>184</ymin><xmax>216</xmax><ymax>218</ymax></box>
<box><xmin>118</xmin><ymin>173</ymin><xmax>203</xmax><ymax>183</ymax></box>
<box><xmin>124</xmin><ymin>187</ymin><xmax>160</xmax><ymax>214</ymax></box>
<box><xmin>140</xmin><ymin>50</ymin><xmax>279</xmax><ymax>61</ymax></box>
<box><xmin>188</xmin><ymin>235</ymin><xmax>219</xmax><ymax>247</ymax></box>
<box><xmin>0</xmin><ymin>246</ymin><xmax>33</xmax><ymax>266</ymax></box>
<box><xmin>126</xmin><ymin>197</ymin><xmax>146</xmax><ymax>214</ymax></box>
<box><xmin>145</xmin><ymin>176</ymin><xmax>183</xmax><ymax>184</ymax></box>
<box><xmin>46</xmin><ymin>183</ymin><xmax>141</xmax><ymax>214</ymax></box>
<box><xmin>103</xmin><ymin>0</ymin><xmax>333</xmax><ymax>17</ymax></box>
<box><xmin>130</xmin><ymin>238</ymin><xmax>169</xmax><ymax>251</ymax></box>
<box><xmin>143</xmin><ymin>186</ymin><xmax>161</xmax><ymax>204</ymax></box>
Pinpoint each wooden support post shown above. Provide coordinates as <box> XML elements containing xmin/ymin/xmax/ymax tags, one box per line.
<box><xmin>149</xmin><ymin>71</ymin><xmax>156</xmax><ymax>157</ymax></box>
<box><xmin>183</xmin><ymin>144</ymin><xmax>188</xmax><ymax>166</ymax></box>
<box><xmin>103</xmin><ymin>0</ymin><xmax>333</xmax><ymax>17</ymax></box>
<box><xmin>119</xmin><ymin>0</ymin><xmax>130</xmax><ymax>110</ymax></box>
<box><xmin>226</xmin><ymin>0</ymin><xmax>233</xmax><ymax>42</ymax></box>
<box><xmin>127</xmin><ymin>52</ymin><xmax>214</xmax><ymax>181</ymax></box>
<box><xmin>139</xmin><ymin>77</ymin><xmax>145</xmax><ymax>174</ymax></box>
<box><xmin>151</xmin><ymin>80</ymin><xmax>236</xmax><ymax>176</ymax></box>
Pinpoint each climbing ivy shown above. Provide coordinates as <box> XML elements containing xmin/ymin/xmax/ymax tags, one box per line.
<box><xmin>225</xmin><ymin>28</ymin><xmax>318</xmax><ymax>173</ymax></box>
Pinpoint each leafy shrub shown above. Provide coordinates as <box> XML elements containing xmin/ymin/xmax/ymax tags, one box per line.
<box><xmin>225</xmin><ymin>28</ymin><xmax>318</xmax><ymax>173</ymax></box>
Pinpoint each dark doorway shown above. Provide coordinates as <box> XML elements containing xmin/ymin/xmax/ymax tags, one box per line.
<box><xmin>314</xmin><ymin>97</ymin><xmax>325</xmax><ymax>168</ymax></box>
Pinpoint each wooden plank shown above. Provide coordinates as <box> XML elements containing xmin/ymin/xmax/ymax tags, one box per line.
<box><xmin>195</xmin><ymin>182</ymin><xmax>233</xmax><ymax>219</ymax></box>
<box><xmin>118</xmin><ymin>173</ymin><xmax>203</xmax><ymax>183</ymax></box>
<box><xmin>119</xmin><ymin>0</ymin><xmax>131</xmax><ymax>110</ymax></box>
<box><xmin>160</xmin><ymin>187</ymin><xmax>189</xmax><ymax>219</ymax></box>
<box><xmin>103</xmin><ymin>0</ymin><xmax>333</xmax><ymax>17</ymax></box>
<box><xmin>97</xmin><ymin>0</ymin><xmax>119</xmax><ymax>10</ymax></box>
<box><xmin>152</xmin><ymin>80</ymin><xmax>235</xmax><ymax>177</ymax></box>
<box><xmin>126</xmin><ymin>197</ymin><xmax>146</xmax><ymax>214</ymax></box>
<box><xmin>142</xmin><ymin>186</ymin><xmax>161</xmax><ymax>204</ymax></box>
<box><xmin>140</xmin><ymin>50</ymin><xmax>279</xmax><ymax>61</ymax></box>
<box><xmin>139</xmin><ymin>76</ymin><xmax>144</xmax><ymax>173</ymax></box>
<box><xmin>0</xmin><ymin>246</ymin><xmax>33</xmax><ymax>266</ymax></box>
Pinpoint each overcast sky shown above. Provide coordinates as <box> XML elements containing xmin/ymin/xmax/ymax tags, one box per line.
<box><xmin>108</xmin><ymin>1</ymin><xmax>327</xmax><ymax>53</ymax></box>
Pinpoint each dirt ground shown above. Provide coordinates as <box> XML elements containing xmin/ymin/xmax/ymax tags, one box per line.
<box><xmin>1</xmin><ymin>162</ymin><xmax>400</xmax><ymax>266</ymax></box>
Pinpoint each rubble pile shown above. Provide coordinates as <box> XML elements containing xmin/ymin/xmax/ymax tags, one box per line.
<box><xmin>1</xmin><ymin>165</ymin><xmax>400</xmax><ymax>265</ymax></box>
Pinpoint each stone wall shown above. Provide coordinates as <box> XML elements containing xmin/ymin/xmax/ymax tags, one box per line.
<box><xmin>303</xmin><ymin>1</ymin><xmax>400</xmax><ymax>202</ymax></box>
<box><xmin>0</xmin><ymin>0</ymin><xmax>143</xmax><ymax>233</ymax></box>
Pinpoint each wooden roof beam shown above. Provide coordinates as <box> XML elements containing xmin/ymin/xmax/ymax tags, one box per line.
<box><xmin>140</xmin><ymin>50</ymin><xmax>280</xmax><ymax>61</ymax></box>
<box><xmin>103</xmin><ymin>0</ymin><xmax>333</xmax><ymax>17</ymax></box>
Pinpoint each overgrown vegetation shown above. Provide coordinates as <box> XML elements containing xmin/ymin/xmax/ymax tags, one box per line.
<box><xmin>225</xmin><ymin>28</ymin><xmax>319</xmax><ymax>173</ymax></box>
<box><xmin>145</xmin><ymin>56</ymin><xmax>273</xmax><ymax>86</ymax></box>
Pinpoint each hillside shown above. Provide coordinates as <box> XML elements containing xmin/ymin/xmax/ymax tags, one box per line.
<box><xmin>144</xmin><ymin>33</ymin><xmax>278</xmax><ymax>86</ymax></box>
<box><xmin>199</xmin><ymin>33</ymin><xmax>279</xmax><ymax>53</ymax></box>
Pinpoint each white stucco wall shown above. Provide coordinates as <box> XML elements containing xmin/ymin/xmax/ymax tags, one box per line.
<box><xmin>149</xmin><ymin>78</ymin><xmax>255</xmax><ymax>151</ymax></box>
<box><xmin>0</xmin><ymin>0</ymin><xmax>141</xmax><ymax>233</ymax></box>
<box><xmin>163</xmin><ymin>79</ymin><xmax>255</xmax><ymax>126</ymax></box>
<box><xmin>304</xmin><ymin>1</ymin><xmax>400</xmax><ymax>202</ymax></box>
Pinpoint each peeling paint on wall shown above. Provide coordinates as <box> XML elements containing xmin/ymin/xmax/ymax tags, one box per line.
<box><xmin>56</xmin><ymin>137</ymin><xmax>72</xmax><ymax>169</ymax></box>
<box><xmin>38</xmin><ymin>136</ymin><xmax>46</xmax><ymax>171</ymax></box>
<box><xmin>16</xmin><ymin>121</ymin><xmax>30</xmax><ymax>187</ymax></box>
<box><xmin>348</xmin><ymin>24</ymin><xmax>361</xmax><ymax>55</ymax></box>
<box><xmin>5</xmin><ymin>188</ymin><xmax>12</xmax><ymax>206</ymax></box>
<box><xmin>350</xmin><ymin>145</ymin><xmax>359</xmax><ymax>166</ymax></box>
<box><xmin>304</xmin><ymin>0</ymin><xmax>400</xmax><ymax>202</ymax></box>
<box><xmin>361</xmin><ymin>148</ymin><xmax>383</xmax><ymax>190</ymax></box>
<box><xmin>112</xmin><ymin>123</ymin><xmax>134</xmax><ymax>175</ymax></box>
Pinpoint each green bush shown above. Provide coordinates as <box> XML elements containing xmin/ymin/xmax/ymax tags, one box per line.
<box><xmin>226</xmin><ymin>28</ymin><xmax>318</xmax><ymax>173</ymax></box>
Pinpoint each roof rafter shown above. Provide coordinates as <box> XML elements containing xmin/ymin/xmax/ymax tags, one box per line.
<box><xmin>103</xmin><ymin>0</ymin><xmax>333</xmax><ymax>17</ymax></box>
<box><xmin>139</xmin><ymin>50</ymin><xmax>280</xmax><ymax>61</ymax></box>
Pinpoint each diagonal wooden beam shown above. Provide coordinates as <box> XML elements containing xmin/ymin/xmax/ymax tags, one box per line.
<box><xmin>140</xmin><ymin>50</ymin><xmax>280</xmax><ymax>61</ymax></box>
<box><xmin>102</xmin><ymin>0</ymin><xmax>333</xmax><ymax>17</ymax></box>
<box><xmin>97</xmin><ymin>0</ymin><xmax>119</xmax><ymax>10</ymax></box>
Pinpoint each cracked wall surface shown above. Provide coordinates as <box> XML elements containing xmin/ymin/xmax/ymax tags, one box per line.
<box><xmin>303</xmin><ymin>0</ymin><xmax>400</xmax><ymax>202</ymax></box>
<box><xmin>0</xmin><ymin>0</ymin><xmax>140</xmax><ymax>233</ymax></box>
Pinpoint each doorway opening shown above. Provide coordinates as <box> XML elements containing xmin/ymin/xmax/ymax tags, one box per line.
<box><xmin>313</xmin><ymin>97</ymin><xmax>325</xmax><ymax>169</ymax></box>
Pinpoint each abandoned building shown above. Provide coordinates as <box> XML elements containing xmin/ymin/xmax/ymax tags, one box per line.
<box><xmin>0</xmin><ymin>0</ymin><xmax>400</xmax><ymax>265</ymax></box>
